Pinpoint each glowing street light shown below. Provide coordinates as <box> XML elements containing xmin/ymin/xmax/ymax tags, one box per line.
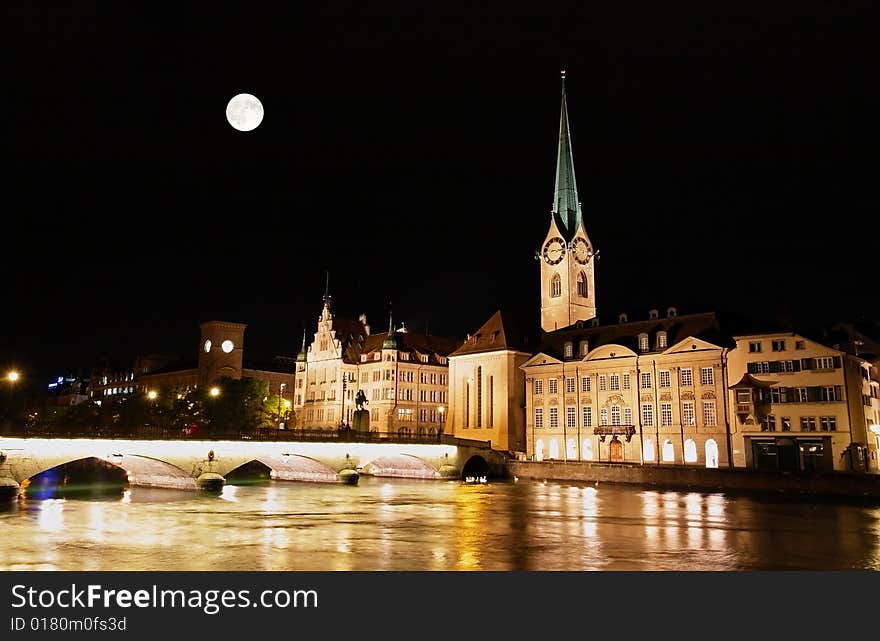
<box><xmin>7</xmin><ymin>371</ymin><xmax>19</xmax><ymax>383</ymax></box>
<box><xmin>147</xmin><ymin>390</ymin><xmax>157</xmax><ymax>400</ymax></box>
<box><xmin>210</xmin><ymin>387</ymin><xmax>220</xmax><ymax>397</ymax></box>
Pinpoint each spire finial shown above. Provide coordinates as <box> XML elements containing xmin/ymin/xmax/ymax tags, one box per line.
<box><xmin>387</xmin><ymin>300</ymin><xmax>394</xmax><ymax>335</ymax></box>
<box><xmin>551</xmin><ymin>70</ymin><xmax>581</xmax><ymax>237</ymax></box>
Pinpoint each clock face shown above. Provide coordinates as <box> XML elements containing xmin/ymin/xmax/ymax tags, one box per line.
<box><xmin>204</xmin><ymin>339</ymin><xmax>212</xmax><ymax>353</ymax></box>
<box><xmin>221</xmin><ymin>340</ymin><xmax>234</xmax><ymax>353</ymax></box>
<box><xmin>542</xmin><ymin>236</ymin><xmax>566</xmax><ymax>265</ymax></box>
<box><xmin>572</xmin><ymin>238</ymin><xmax>591</xmax><ymax>264</ymax></box>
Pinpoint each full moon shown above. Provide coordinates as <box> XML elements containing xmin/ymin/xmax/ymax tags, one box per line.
<box><xmin>226</xmin><ymin>93</ymin><xmax>264</xmax><ymax>132</ymax></box>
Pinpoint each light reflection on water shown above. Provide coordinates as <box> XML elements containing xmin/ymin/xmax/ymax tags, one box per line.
<box><xmin>1</xmin><ymin>477</ymin><xmax>879</xmax><ymax>571</ymax></box>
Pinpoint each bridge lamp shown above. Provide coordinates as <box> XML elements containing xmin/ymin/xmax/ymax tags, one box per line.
<box><xmin>7</xmin><ymin>371</ymin><xmax>19</xmax><ymax>383</ymax></box>
<box><xmin>210</xmin><ymin>387</ymin><xmax>220</xmax><ymax>397</ymax></box>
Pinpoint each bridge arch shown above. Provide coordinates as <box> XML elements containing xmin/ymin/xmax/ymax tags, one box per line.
<box><xmin>23</xmin><ymin>456</ymin><xmax>128</xmax><ymax>499</ymax></box>
<box><xmin>360</xmin><ymin>454</ymin><xmax>441</xmax><ymax>479</ymax></box>
<box><xmin>253</xmin><ymin>455</ymin><xmax>339</xmax><ymax>483</ymax></box>
<box><xmin>461</xmin><ymin>455</ymin><xmax>490</xmax><ymax>479</ymax></box>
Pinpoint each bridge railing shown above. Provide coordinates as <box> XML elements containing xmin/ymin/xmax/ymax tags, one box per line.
<box><xmin>0</xmin><ymin>425</ymin><xmax>463</xmax><ymax>446</ymax></box>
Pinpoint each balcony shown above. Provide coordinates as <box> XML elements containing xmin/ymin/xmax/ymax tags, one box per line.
<box><xmin>593</xmin><ymin>425</ymin><xmax>636</xmax><ymax>442</ymax></box>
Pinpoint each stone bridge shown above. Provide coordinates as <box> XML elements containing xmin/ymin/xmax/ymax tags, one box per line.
<box><xmin>0</xmin><ymin>436</ymin><xmax>507</xmax><ymax>496</ymax></box>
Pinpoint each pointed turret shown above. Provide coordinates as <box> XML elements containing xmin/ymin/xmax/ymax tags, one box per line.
<box><xmin>382</xmin><ymin>305</ymin><xmax>397</xmax><ymax>349</ymax></box>
<box><xmin>552</xmin><ymin>70</ymin><xmax>582</xmax><ymax>239</ymax></box>
<box><xmin>296</xmin><ymin>329</ymin><xmax>308</xmax><ymax>362</ymax></box>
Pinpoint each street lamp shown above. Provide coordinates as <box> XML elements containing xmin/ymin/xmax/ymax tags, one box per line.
<box><xmin>147</xmin><ymin>390</ymin><xmax>157</xmax><ymax>400</ymax></box>
<box><xmin>210</xmin><ymin>387</ymin><xmax>220</xmax><ymax>397</ymax></box>
<box><xmin>438</xmin><ymin>405</ymin><xmax>445</xmax><ymax>441</ymax></box>
<box><xmin>7</xmin><ymin>371</ymin><xmax>19</xmax><ymax>383</ymax></box>
<box><xmin>277</xmin><ymin>383</ymin><xmax>287</xmax><ymax>428</ymax></box>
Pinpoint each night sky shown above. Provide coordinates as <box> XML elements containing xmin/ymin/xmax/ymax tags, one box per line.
<box><xmin>5</xmin><ymin>1</ymin><xmax>878</xmax><ymax>393</ymax></box>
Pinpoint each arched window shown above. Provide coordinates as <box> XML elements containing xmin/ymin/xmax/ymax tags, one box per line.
<box><xmin>638</xmin><ymin>333</ymin><xmax>649</xmax><ymax>352</ymax></box>
<box><xmin>656</xmin><ymin>331</ymin><xmax>668</xmax><ymax>350</ymax></box>
<box><xmin>643</xmin><ymin>439</ymin><xmax>655</xmax><ymax>462</ymax></box>
<box><xmin>535</xmin><ymin>439</ymin><xmax>545</xmax><ymax>462</ymax></box>
<box><xmin>582</xmin><ymin>439</ymin><xmax>594</xmax><ymax>460</ymax></box>
<box><xmin>705</xmin><ymin>439</ymin><xmax>719</xmax><ymax>469</ymax></box>
<box><xmin>579</xmin><ymin>340</ymin><xmax>589</xmax><ymax>357</ymax></box>
<box><xmin>549</xmin><ymin>439</ymin><xmax>560</xmax><ymax>460</ymax></box>
<box><xmin>564</xmin><ymin>342</ymin><xmax>573</xmax><ymax>359</ymax></box>
<box><xmin>684</xmin><ymin>439</ymin><xmax>697</xmax><ymax>463</ymax></box>
<box><xmin>550</xmin><ymin>273</ymin><xmax>562</xmax><ymax>298</ymax></box>
<box><xmin>577</xmin><ymin>272</ymin><xmax>588</xmax><ymax>298</ymax></box>
<box><xmin>567</xmin><ymin>438</ymin><xmax>577</xmax><ymax>459</ymax></box>
<box><xmin>662</xmin><ymin>440</ymin><xmax>675</xmax><ymax>462</ymax></box>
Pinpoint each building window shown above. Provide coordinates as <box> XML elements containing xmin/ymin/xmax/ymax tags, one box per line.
<box><xmin>642</xmin><ymin>403</ymin><xmax>654</xmax><ymax>427</ymax></box>
<box><xmin>781</xmin><ymin>416</ymin><xmax>792</xmax><ymax>431</ymax></box>
<box><xmin>610</xmin><ymin>374</ymin><xmax>620</xmax><ymax>391</ymax></box>
<box><xmin>535</xmin><ymin>439</ymin><xmax>544</xmax><ymax>461</ymax></box>
<box><xmin>640</xmin><ymin>372</ymin><xmax>652</xmax><ymax>389</ymax></box>
<box><xmin>639</xmin><ymin>334</ymin><xmax>649</xmax><ymax>352</ymax></box>
<box><xmin>822</xmin><ymin>386</ymin><xmax>840</xmax><ymax>402</ymax></box>
<box><xmin>549</xmin><ymin>378</ymin><xmax>558</xmax><ymax>395</ymax></box>
<box><xmin>820</xmin><ymin>416</ymin><xmax>837</xmax><ymax>431</ymax></box>
<box><xmin>611</xmin><ymin>405</ymin><xmax>621</xmax><ymax>425</ymax></box>
<box><xmin>465</xmin><ymin>379</ymin><xmax>470</xmax><ymax>428</ymax></box>
<box><xmin>705</xmin><ymin>440</ymin><xmax>719</xmax><ymax>468</ymax></box>
<box><xmin>488</xmin><ymin>376</ymin><xmax>494</xmax><ymax>428</ymax></box>
<box><xmin>566</xmin><ymin>377</ymin><xmax>576</xmax><ymax>393</ymax></box>
<box><xmin>583</xmin><ymin>406</ymin><xmax>592</xmax><ymax>427</ymax></box>
<box><xmin>684</xmin><ymin>439</ymin><xmax>698</xmax><ymax>463</ymax></box>
<box><xmin>583</xmin><ymin>439</ymin><xmax>594</xmax><ymax>460</ymax></box>
<box><xmin>762</xmin><ymin>414</ymin><xmax>776</xmax><ymax>431</ymax></box>
<box><xmin>656</xmin><ymin>331</ymin><xmax>668</xmax><ymax>350</ymax></box>
<box><xmin>534</xmin><ymin>379</ymin><xmax>543</xmax><ymax>395</ymax></box>
<box><xmin>661</xmin><ymin>402</ymin><xmax>673</xmax><ymax>426</ymax></box>
<box><xmin>535</xmin><ymin>408</ymin><xmax>543</xmax><ymax>428</ymax></box>
<box><xmin>476</xmin><ymin>367</ymin><xmax>482</xmax><ymax>427</ymax></box>
<box><xmin>749</xmin><ymin>342</ymin><xmax>762</xmax><ymax>353</ymax></box>
<box><xmin>577</xmin><ymin>271</ymin><xmax>588</xmax><ymax>298</ymax></box>
<box><xmin>795</xmin><ymin>340</ymin><xmax>806</xmax><ymax>350</ymax></box>
<box><xmin>662</xmin><ymin>440</ymin><xmax>675</xmax><ymax>462</ymax></box>
<box><xmin>579</xmin><ymin>340</ymin><xmax>589</xmax><ymax>357</ymax></box>
<box><xmin>703</xmin><ymin>401</ymin><xmax>717</xmax><ymax>426</ymax></box>
<box><xmin>551</xmin><ymin>274</ymin><xmax>562</xmax><ymax>298</ymax></box>
<box><xmin>659</xmin><ymin>371</ymin><xmax>671</xmax><ymax>388</ymax></box>
<box><xmin>643</xmin><ymin>439</ymin><xmax>655</xmax><ymax>462</ymax></box>
<box><xmin>599</xmin><ymin>375</ymin><xmax>607</xmax><ymax>391</ymax></box>
<box><xmin>600</xmin><ymin>408</ymin><xmax>608</xmax><ymax>426</ymax></box>
<box><xmin>771</xmin><ymin>340</ymin><xmax>786</xmax><ymax>352</ymax></box>
<box><xmin>624</xmin><ymin>407</ymin><xmax>632</xmax><ymax>425</ymax></box>
<box><xmin>801</xmin><ymin>416</ymin><xmax>817</xmax><ymax>431</ymax></box>
<box><xmin>567</xmin><ymin>438</ymin><xmax>577</xmax><ymax>459</ymax></box>
<box><xmin>564</xmin><ymin>342</ymin><xmax>573</xmax><ymax>358</ymax></box>
<box><xmin>701</xmin><ymin>367</ymin><xmax>714</xmax><ymax>386</ymax></box>
<box><xmin>549</xmin><ymin>439</ymin><xmax>559</xmax><ymax>460</ymax></box>
<box><xmin>567</xmin><ymin>407</ymin><xmax>576</xmax><ymax>428</ymax></box>
<box><xmin>550</xmin><ymin>407</ymin><xmax>558</xmax><ymax>428</ymax></box>
<box><xmin>681</xmin><ymin>401</ymin><xmax>696</xmax><ymax>427</ymax></box>
<box><xmin>816</xmin><ymin>357</ymin><xmax>835</xmax><ymax>370</ymax></box>
<box><xmin>622</xmin><ymin>373</ymin><xmax>631</xmax><ymax>390</ymax></box>
<box><xmin>581</xmin><ymin>376</ymin><xmax>591</xmax><ymax>392</ymax></box>
<box><xmin>796</xmin><ymin>387</ymin><xmax>808</xmax><ymax>402</ymax></box>
<box><xmin>680</xmin><ymin>368</ymin><xmax>693</xmax><ymax>387</ymax></box>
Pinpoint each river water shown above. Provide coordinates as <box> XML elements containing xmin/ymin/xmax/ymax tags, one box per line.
<box><xmin>2</xmin><ymin>477</ymin><xmax>879</xmax><ymax>571</ymax></box>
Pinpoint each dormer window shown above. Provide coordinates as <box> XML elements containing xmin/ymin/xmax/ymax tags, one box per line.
<box><xmin>649</xmin><ymin>309</ymin><xmax>659</xmax><ymax>320</ymax></box>
<box><xmin>374</xmin><ymin>353</ymin><xmax>381</xmax><ymax>361</ymax></box>
<box><xmin>421</xmin><ymin>354</ymin><xmax>429</xmax><ymax>363</ymax></box>
<box><xmin>638</xmin><ymin>333</ymin><xmax>649</xmax><ymax>352</ymax></box>
<box><xmin>667</xmin><ymin>307</ymin><xmax>677</xmax><ymax>318</ymax></box>
<box><xmin>656</xmin><ymin>331</ymin><xmax>668</xmax><ymax>350</ymax></box>
<box><xmin>400</xmin><ymin>353</ymin><xmax>409</xmax><ymax>361</ymax></box>
<box><xmin>591</xmin><ymin>318</ymin><xmax>600</xmax><ymax>327</ymax></box>
<box><xmin>579</xmin><ymin>340</ymin><xmax>589</xmax><ymax>357</ymax></box>
<box><xmin>360</xmin><ymin>355</ymin><xmax>367</xmax><ymax>362</ymax></box>
<box><xmin>564</xmin><ymin>342</ymin><xmax>573</xmax><ymax>359</ymax></box>
<box><xmin>619</xmin><ymin>313</ymin><xmax>628</xmax><ymax>324</ymax></box>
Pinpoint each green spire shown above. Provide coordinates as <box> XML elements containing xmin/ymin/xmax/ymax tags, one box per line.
<box><xmin>382</xmin><ymin>304</ymin><xmax>397</xmax><ymax>349</ymax></box>
<box><xmin>552</xmin><ymin>70</ymin><xmax>582</xmax><ymax>238</ymax></box>
<box><xmin>296</xmin><ymin>329</ymin><xmax>308</xmax><ymax>362</ymax></box>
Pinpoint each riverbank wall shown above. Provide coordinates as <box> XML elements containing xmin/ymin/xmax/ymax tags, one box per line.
<box><xmin>507</xmin><ymin>460</ymin><xmax>880</xmax><ymax>498</ymax></box>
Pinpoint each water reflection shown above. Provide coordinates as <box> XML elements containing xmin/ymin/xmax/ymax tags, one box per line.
<box><xmin>0</xmin><ymin>478</ymin><xmax>878</xmax><ymax>570</ymax></box>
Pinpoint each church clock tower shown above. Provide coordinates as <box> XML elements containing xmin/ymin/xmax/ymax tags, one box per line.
<box><xmin>539</xmin><ymin>71</ymin><xmax>597</xmax><ymax>332</ymax></box>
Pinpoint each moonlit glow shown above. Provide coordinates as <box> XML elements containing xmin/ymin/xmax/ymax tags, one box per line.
<box><xmin>226</xmin><ymin>93</ymin><xmax>264</xmax><ymax>132</ymax></box>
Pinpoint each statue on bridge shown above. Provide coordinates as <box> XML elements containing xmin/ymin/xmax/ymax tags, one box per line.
<box><xmin>352</xmin><ymin>389</ymin><xmax>370</xmax><ymax>433</ymax></box>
